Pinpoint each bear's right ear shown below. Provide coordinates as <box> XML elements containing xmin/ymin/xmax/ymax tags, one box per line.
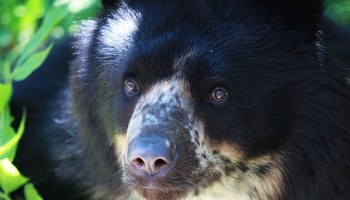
<box><xmin>263</xmin><ymin>0</ymin><xmax>323</xmax><ymax>29</ymax></box>
<box><xmin>101</xmin><ymin>0</ymin><xmax>119</xmax><ymax>9</ymax></box>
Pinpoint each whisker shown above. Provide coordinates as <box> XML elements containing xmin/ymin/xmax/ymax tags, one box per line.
<box><xmin>111</xmin><ymin>169</ymin><xmax>123</xmax><ymax>176</ymax></box>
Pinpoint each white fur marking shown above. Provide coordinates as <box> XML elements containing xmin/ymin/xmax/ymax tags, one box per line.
<box><xmin>99</xmin><ymin>4</ymin><xmax>141</xmax><ymax>55</ymax></box>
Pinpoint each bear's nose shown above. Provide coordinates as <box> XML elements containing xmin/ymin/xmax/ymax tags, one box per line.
<box><xmin>127</xmin><ymin>136</ymin><xmax>178</xmax><ymax>177</ymax></box>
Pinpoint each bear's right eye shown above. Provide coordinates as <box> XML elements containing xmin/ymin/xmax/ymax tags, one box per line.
<box><xmin>124</xmin><ymin>79</ymin><xmax>139</xmax><ymax>96</ymax></box>
<box><xmin>210</xmin><ymin>86</ymin><xmax>228</xmax><ymax>103</ymax></box>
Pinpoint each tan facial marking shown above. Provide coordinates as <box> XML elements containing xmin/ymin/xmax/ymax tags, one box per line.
<box><xmin>188</xmin><ymin>154</ymin><xmax>284</xmax><ymax>200</ymax></box>
<box><xmin>209</xmin><ymin>140</ymin><xmax>245</xmax><ymax>162</ymax></box>
<box><xmin>240</xmin><ymin>154</ymin><xmax>284</xmax><ymax>200</ymax></box>
<box><xmin>114</xmin><ymin>134</ymin><xmax>127</xmax><ymax>164</ymax></box>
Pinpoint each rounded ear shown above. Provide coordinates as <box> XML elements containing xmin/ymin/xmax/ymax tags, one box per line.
<box><xmin>267</xmin><ymin>0</ymin><xmax>324</xmax><ymax>30</ymax></box>
<box><xmin>285</xmin><ymin>0</ymin><xmax>323</xmax><ymax>23</ymax></box>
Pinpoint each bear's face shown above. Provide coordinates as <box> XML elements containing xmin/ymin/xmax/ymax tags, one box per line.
<box><xmin>71</xmin><ymin>1</ymin><xmax>320</xmax><ymax>199</ymax></box>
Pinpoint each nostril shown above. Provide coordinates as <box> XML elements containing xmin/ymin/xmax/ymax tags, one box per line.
<box><xmin>131</xmin><ymin>157</ymin><xmax>170</xmax><ymax>174</ymax></box>
<box><xmin>154</xmin><ymin>158</ymin><xmax>169</xmax><ymax>169</ymax></box>
<box><xmin>131</xmin><ymin>157</ymin><xmax>145</xmax><ymax>170</ymax></box>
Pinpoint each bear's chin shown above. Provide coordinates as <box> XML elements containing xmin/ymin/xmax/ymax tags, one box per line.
<box><xmin>134</xmin><ymin>188</ymin><xmax>189</xmax><ymax>200</ymax></box>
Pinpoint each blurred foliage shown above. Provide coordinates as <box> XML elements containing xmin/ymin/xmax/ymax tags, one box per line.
<box><xmin>0</xmin><ymin>1</ymin><xmax>100</xmax><ymax>199</ymax></box>
<box><xmin>0</xmin><ymin>1</ymin><xmax>71</xmax><ymax>200</ymax></box>
<box><xmin>326</xmin><ymin>0</ymin><xmax>350</xmax><ymax>25</ymax></box>
<box><xmin>0</xmin><ymin>0</ymin><xmax>46</xmax><ymax>60</ymax></box>
<box><xmin>0</xmin><ymin>0</ymin><xmax>101</xmax><ymax>63</ymax></box>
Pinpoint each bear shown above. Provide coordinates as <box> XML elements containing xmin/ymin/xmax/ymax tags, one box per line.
<box><xmin>13</xmin><ymin>0</ymin><xmax>350</xmax><ymax>199</ymax></box>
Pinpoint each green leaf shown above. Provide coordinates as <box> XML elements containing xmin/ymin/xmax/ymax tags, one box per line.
<box><xmin>0</xmin><ymin>59</ymin><xmax>4</xmax><ymax>82</ymax></box>
<box><xmin>0</xmin><ymin>127</ymin><xmax>17</xmax><ymax>161</ymax></box>
<box><xmin>0</xmin><ymin>106</ymin><xmax>15</xmax><ymax>160</ymax></box>
<box><xmin>12</xmin><ymin>43</ymin><xmax>53</xmax><ymax>81</ymax></box>
<box><xmin>0</xmin><ymin>192</ymin><xmax>11</xmax><ymax>200</ymax></box>
<box><xmin>24</xmin><ymin>183</ymin><xmax>43</xmax><ymax>200</ymax></box>
<box><xmin>0</xmin><ymin>84</ymin><xmax>12</xmax><ymax>109</ymax></box>
<box><xmin>15</xmin><ymin>4</ymin><xmax>68</xmax><ymax>68</ymax></box>
<box><xmin>0</xmin><ymin>110</ymin><xmax>26</xmax><ymax>161</ymax></box>
<box><xmin>0</xmin><ymin>105</ymin><xmax>12</xmax><ymax>135</ymax></box>
<box><xmin>0</xmin><ymin>60</ymin><xmax>11</xmax><ymax>84</ymax></box>
<box><xmin>0</xmin><ymin>158</ymin><xmax>28</xmax><ymax>194</ymax></box>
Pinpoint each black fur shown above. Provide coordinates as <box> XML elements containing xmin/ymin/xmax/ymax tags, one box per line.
<box><xmin>13</xmin><ymin>0</ymin><xmax>350</xmax><ymax>199</ymax></box>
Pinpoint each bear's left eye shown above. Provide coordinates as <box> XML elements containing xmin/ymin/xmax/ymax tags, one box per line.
<box><xmin>210</xmin><ymin>87</ymin><xmax>228</xmax><ymax>102</ymax></box>
<box><xmin>124</xmin><ymin>79</ymin><xmax>139</xmax><ymax>96</ymax></box>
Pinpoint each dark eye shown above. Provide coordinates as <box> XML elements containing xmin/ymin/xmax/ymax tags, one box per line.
<box><xmin>124</xmin><ymin>79</ymin><xmax>139</xmax><ymax>96</ymax></box>
<box><xmin>210</xmin><ymin>87</ymin><xmax>228</xmax><ymax>102</ymax></box>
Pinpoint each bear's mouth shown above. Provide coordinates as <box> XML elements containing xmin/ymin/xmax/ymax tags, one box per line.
<box><xmin>123</xmin><ymin>170</ymin><xmax>196</xmax><ymax>191</ymax></box>
<box><xmin>123</xmin><ymin>165</ymin><xmax>199</xmax><ymax>199</ymax></box>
